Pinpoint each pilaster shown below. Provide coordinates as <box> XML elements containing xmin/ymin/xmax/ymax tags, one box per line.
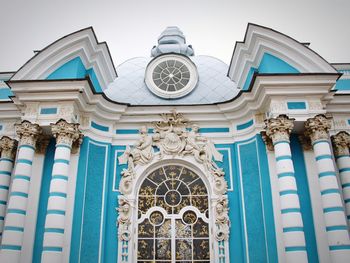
<box><xmin>0</xmin><ymin>121</ymin><xmax>42</xmax><ymax>263</ymax></box>
<box><xmin>41</xmin><ymin>119</ymin><xmax>82</xmax><ymax>263</ymax></box>
<box><xmin>305</xmin><ymin>114</ymin><xmax>350</xmax><ymax>262</ymax></box>
<box><xmin>264</xmin><ymin>114</ymin><xmax>308</xmax><ymax>262</ymax></box>
<box><xmin>0</xmin><ymin>137</ymin><xmax>18</xmax><ymax>243</ymax></box>
<box><xmin>331</xmin><ymin>131</ymin><xmax>350</xmax><ymax>227</ymax></box>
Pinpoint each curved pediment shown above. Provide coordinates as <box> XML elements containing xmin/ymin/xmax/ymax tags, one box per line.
<box><xmin>10</xmin><ymin>27</ymin><xmax>116</xmax><ymax>91</ymax></box>
<box><xmin>228</xmin><ymin>23</ymin><xmax>337</xmax><ymax>89</ymax></box>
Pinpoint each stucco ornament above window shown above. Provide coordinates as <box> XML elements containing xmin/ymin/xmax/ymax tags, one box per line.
<box><xmin>116</xmin><ymin>111</ymin><xmax>230</xmax><ymax>248</ymax></box>
<box><xmin>118</xmin><ymin>110</ymin><xmax>226</xmax><ymax>195</ymax></box>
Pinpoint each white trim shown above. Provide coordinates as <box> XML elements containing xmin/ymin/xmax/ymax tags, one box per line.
<box><xmin>267</xmin><ymin>151</ymin><xmax>285</xmax><ymax>263</ymax></box>
<box><xmin>145</xmin><ymin>54</ymin><xmax>199</xmax><ymax>99</ymax></box>
<box><xmin>21</xmin><ymin>153</ymin><xmax>45</xmax><ymax>263</ymax></box>
<box><xmin>63</xmin><ymin>152</ymin><xmax>80</xmax><ymax>262</ymax></box>
<box><xmin>77</xmin><ymin>142</ymin><xmax>90</xmax><ymax>263</ymax></box>
<box><xmin>217</xmin><ymin>147</ymin><xmax>234</xmax><ymax>191</ymax></box>
<box><xmin>303</xmin><ymin>151</ymin><xmax>331</xmax><ymax>263</ymax></box>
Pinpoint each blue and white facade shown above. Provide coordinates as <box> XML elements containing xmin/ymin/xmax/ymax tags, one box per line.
<box><xmin>0</xmin><ymin>24</ymin><xmax>350</xmax><ymax>263</ymax></box>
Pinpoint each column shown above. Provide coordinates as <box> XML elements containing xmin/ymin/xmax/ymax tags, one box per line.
<box><xmin>41</xmin><ymin>119</ymin><xmax>82</xmax><ymax>263</ymax></box>
<box><xmin>0</xmin><ymin>121</ymin><xmax>41</xmax><ymax>262</ymax></box>
<box><xmin>264</xmin><ymin>115</ymin><xmax>308</xmax><ymax>262</ymax></box>
<box><xmin>331</xmin><ymin>131</ymin><xmax>350</xmax><ymax>227</ymax></box>
<box><xmin>0</xmin><ymin>137</ymin><xmax>17</xmax><ymax>242</ymax></box>
<box><xmin>305</xmin><ymin>114</ymin><xmax>350</xmax><ymax>262</ymax></box>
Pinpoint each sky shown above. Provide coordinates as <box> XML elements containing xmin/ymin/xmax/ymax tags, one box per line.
<box><xmin>0</xmin><ymin>0</ymin><xmax>349</xmax><ymax>72</ymax></box>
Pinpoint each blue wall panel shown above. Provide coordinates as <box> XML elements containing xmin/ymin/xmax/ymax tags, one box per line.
<box><xmin>70</xmin><ymin>136</ymin><xmax>277</xmax><ymax>262</ymax></box>
<box><xmin>290</xmin><ymin>135</ymin><xmax>318</xmax><ymax>262</ymax></box>
<box><xmin>33</xmin><ymin>139</ymin><xmax>56</xmax><ymax>262</ymax></box>
<box><xmin>235</xmin><ymin>135</ymin><xmax>278</xmax><ymax>262</ymax></box>
<box><xmin>47</xmin><ymin>57</ymin><xmax>102</xmax><ymax>92</ymax></box>
<box><xmin>70</xmin><ymin>138</ymin><xmax>109</xmax><ymax>263</ymax></box>
<box><xmin>242</xmin><ymin>53</ymin><xmax>299</xmax><ymax>90</ymax></box>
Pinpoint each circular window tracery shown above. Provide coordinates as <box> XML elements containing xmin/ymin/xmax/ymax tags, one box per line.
<box><xmin>145</xmin><ymin>54</ymin><xmax>198</xmax><ymax>99</ymax></box>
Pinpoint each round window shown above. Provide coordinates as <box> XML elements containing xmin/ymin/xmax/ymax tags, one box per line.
<box><xmin>145</xmin><ymin>54</ymin><xmax>198</xmax><ymax>99</ymax></box>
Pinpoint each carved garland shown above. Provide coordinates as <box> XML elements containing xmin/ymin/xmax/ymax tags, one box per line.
<box><xmin>116</xmin><ymin>110</ymin><xmax>230</xmax><ymax>246</ymax></box>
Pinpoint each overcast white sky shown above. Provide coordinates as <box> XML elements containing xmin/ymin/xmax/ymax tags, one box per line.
<box><xmin>0</xmin><ymin>0</ymin><xmax>349</xmax><ymax>72</ymax></box>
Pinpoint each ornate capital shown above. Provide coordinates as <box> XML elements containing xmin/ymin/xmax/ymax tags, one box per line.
<box><xmin>15</xmin><ymin>120</ymin><xmax>42</xmax><ymax>147</ymax></box>
<box><xmin>264</xmin><ymin>114</ymin><xmax>294</xmax><ymax>145</ymax></box>
<box><xmin>0</xmin><ymin>136</ymin><xmax>18</xmax><ymax>159</ymax></box>
<box><xmin>304</xmin><ymin>114</ymin><xmax>331</xmax><ymax>144</ymax></box>
<box><xmin>331</xmin><ymin>131</ymin><xmax>350</xmax><ymax>157</ymax></box>
<box><xmin>51</xmin><ymin>119</ymin><xmax>83</xmax><ymax>149</ymax></box>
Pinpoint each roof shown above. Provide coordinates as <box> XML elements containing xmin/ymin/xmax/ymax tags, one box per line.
<box><xmin>104</xmin><ymin>55</ymin><xmax>239</xmax><ymax>105</ymax></box>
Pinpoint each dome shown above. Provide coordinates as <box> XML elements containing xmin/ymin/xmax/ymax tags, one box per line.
<box><xmin>104</xmin><ymin>55</ymin><xmax>239</xmax><ymax>105</ymax></box>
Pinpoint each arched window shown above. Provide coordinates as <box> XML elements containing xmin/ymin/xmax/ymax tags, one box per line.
<box><xmin>137</xmin><ymin>164</ymin><xmax>210</xmax><ymax>262</ymax></box>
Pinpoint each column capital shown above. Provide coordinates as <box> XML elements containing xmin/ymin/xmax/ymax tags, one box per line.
<box><xmin>263</xmin><ymin>114</ymin><xmax>294</xmax><ymax>145</ymax></box>
<box><xmin>331</xmin><ymin>131</ymin><xmax>350</xmax><ymax>157</ymax></box>
<box><xmin>304</xmin><ymin>114</ymin><xmax>331</xmax><ymax>144</ymax></box>
<box><xmin>15</xmin><ymin>120</ymin><xmax>42</xmax><ymax>147</ymax></box>
<box><xmin>0</xmin><ymin>136</ymin><xmax>18</xmax><ymax>159</ymax></box>
<box><xmin>51</xmin><ymin>119</ymin><xmax>83</xmax><ymax>148</ymax></box>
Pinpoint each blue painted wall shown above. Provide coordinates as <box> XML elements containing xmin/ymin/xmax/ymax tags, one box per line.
<box><xmin>234</xmin><ymin>135</ymin><xmax>278</xmax><ymax>262</ymax></box>
<box><xmin>0</xmin><ymin>88</ymin><xmax>13</xmax><ymax>100</ymax></box>
<box><xmin>335</xmin><ymin>79</ymin><xmax>350</xmax><ymax>91</ymax></box>
<box><xmin>47</xmin><ymin>57</ymin><xmax>102</xmax><ymax>92</ymax></box>
<box><xmin>70</xmin><ymin>135</ymin><xmax>277</xmax><ymax>262</ymax></box>
<box><xmin>290</xmin><ymin>134</ymin><xmax>318</xmax><ymax>262</ymax></box>
<box><xmin>70</xmin><ymin>138</ymin><xmax>111</xmax><ymax>263</ymax></box>
<box><xmin>33</xmin><ymin>139</ymin><xmax>56</xmax><ymax>262</ymax></box>
<box><xmin>243</xmin><ymin>53</ymin><xmax>299</xmax><ymax>90</ymax></box>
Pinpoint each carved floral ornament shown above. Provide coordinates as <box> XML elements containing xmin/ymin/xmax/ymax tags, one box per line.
<box><xmin>15</xmin><ymin>120</ymin><xmax>42</xmax><ymax>147</ymax></box>
<box><xmin>332</xmin><ymin>131</ymin><xmax>350</xmax><ymax>157</ymax></box>
<box><xmin>116</xmin><ymin>110</ymin><xmax>230</xmax><ymax>243</ymax></box>
<box><xmin>261</xmin><ymin>114</ymin><xmax>294</xmax><ymax>150</ymax></box>
<box><xmin>0</xmin><ymin>136</ymin><xmax>18</xmax><ymax>159</ymax></box>
<box><xmin>304</xmin><ymin>114</ymin><xmax>332</xmax><ymax>143</ymax></box>
<box><xmin>51</xmin><ymin>119</ymin><xmax>83</xmax><ymax>153</ymax></box>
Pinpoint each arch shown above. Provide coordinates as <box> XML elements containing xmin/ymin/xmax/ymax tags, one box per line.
<box><xmin>228</xmin><ymin>23</ymin><xmax>337</xmax><ymax>89</ymax></box>
<box><xmin>10</xmin><ymin>27</ymin><xmax>117</xmax><ymax>91</ymax></box>
<box><xmin>135</xmin><ymin>163</ymin><xmax>211</xmax><ymax>262</ymax></box>
<box><xmin>132</xmin><ymin>157</ymin><xmax>213</xmax><ymax>199</ymax></box>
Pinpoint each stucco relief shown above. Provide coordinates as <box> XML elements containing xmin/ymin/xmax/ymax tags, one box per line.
<box><xmin>117</xmin><ymin>110</ymin><xmax>230</xmax><ymax>244</ymax></box>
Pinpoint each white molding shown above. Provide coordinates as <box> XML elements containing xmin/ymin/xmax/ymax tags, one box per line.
<box><xmin>11</xmin><ymin>28</ymin><xmax>116</xmax><ymax>90</ymax></box>
<box><xmin>21</xmin><ymin>153</ymin><xmax>45</xmax><ymax>263</ymax></box>
<box><xmin>63</xmin><ymin>152</ymin><xmax>79</xmax><ymax>263</ymax></box>
<box><xmin>228</xmin><ymin>24</ymin><xmax>336</xmax><ymax>88</ymax></box>
<box><xmin>303</xmin><ymin>151</ymin><xmax>331</xmax><ymax>263</ymax></box>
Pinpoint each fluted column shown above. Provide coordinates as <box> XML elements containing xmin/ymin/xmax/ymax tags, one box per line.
<box><xmin>0</xmin><ymin>137</ymin><xmax>17</xmax><ymax>242</ymax></box>
<box><xmin>305</xmin><ymin>115</ymin><xmax>350</xmax><ymax>262</ymax></box>
<box><xmin>0</xmin><ymin>121</ymin><xmax>41</xmax><ymax>262</ymax></box>
<box><xmin>41</xmin><ymin>119</ymin><xmax>82</xmax><ymax>263</ymax></box>
<box><xmin>264</xmin><ymin>115</ymin><xmax>308</xmax><ymax>262</ymax></box>
<box><xmin>331</xmin><ymin>131</ymin><xmax>350</xmax><ymax>227</ymax></box>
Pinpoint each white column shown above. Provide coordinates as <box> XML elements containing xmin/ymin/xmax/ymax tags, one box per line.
<box><xmin>0</xmin><ymin>121</ymin><xmax>41</xmax><ymax>263</ymax></box>
<box><xmin>305</xmin><ymin>115</ymin><xmax>350</xmax><ymax>262</ymax></box>
<box><xmin>0</xmin><ymin>137</ymin><xmax>17</xmax><ymax>243</ymax></box>
<box><xmin>332</xmin><ymin>131</ymin><xmax>350</xmax><ymax>227</ymax></box>
<box><xmin>41</xmin><ymin>119</ymin><xmax>82</xmax><ymax>263</ymax></box>
<box><xmin>264</xmin><ymin>114</ymin><xmax>308</xmax><ymax>262</ymax></box>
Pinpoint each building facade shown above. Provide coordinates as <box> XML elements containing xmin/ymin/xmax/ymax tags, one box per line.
<box><xmin>0</xmin><ymin>24</ymin><xmax>350</xmax><ymax>262</ymax></box>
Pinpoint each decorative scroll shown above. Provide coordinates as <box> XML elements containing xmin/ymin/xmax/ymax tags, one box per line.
<box><xmin>215</xmin><ymin>197</ymin><xmax>230</xmax><ymax>241</ymax></box>
<box><xmin>118</xmin><ymin>110</ymin><xmax>227</xmax><ymax>196</ymax></box>
<box><xmin>116</xmin><ymin>110</ymin><xmax>230</xmax><ymax>262</ymax></box>
<box><xmin>116</xmin><ymin>196</ymin><xmax>131</xmax><ymax>241</ymax></box>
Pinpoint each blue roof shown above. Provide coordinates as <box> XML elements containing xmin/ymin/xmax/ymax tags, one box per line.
<box><xmin>104</xmin><ymin>55</ymin><xmax>239</xmax><ymax>105</ymax></box>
